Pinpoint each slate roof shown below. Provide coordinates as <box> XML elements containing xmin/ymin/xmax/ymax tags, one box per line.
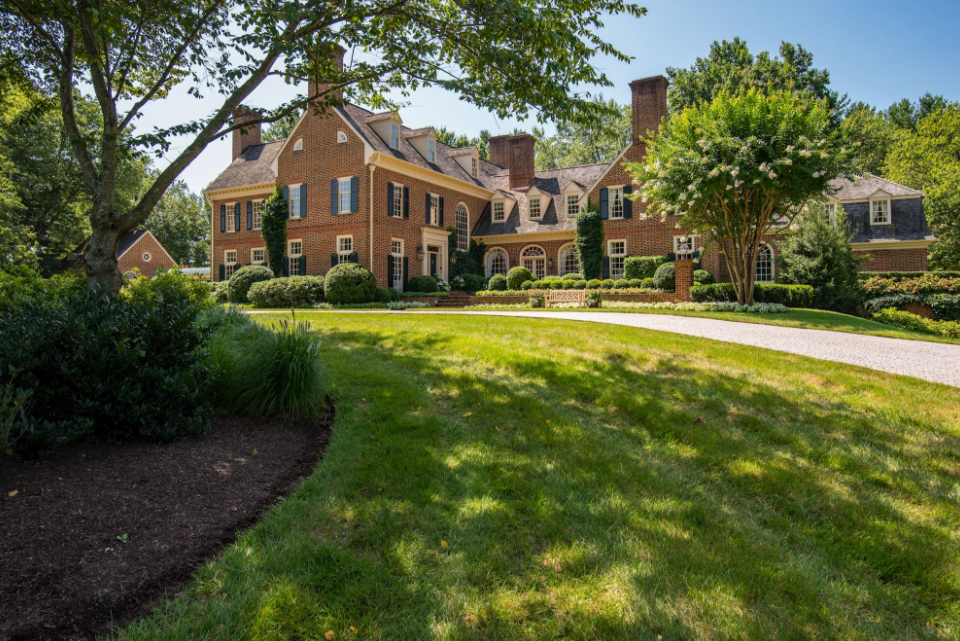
<box><xmin>472</xmin><ymin>163</ymin><xmax>608</xmax><ymax>237</ymax></box>
<box><xmin>829</xmin><ymin>173</ymin><xmax>922</xmax><ymax>200</ymax></box>
<box><xmin>205</xmin><ymin>140</ymin><xmax>284</xmax><ymax>192</ymax></box>
<box><xmin>62</xmin><ymin>230</ymin><xmax>159</xmax><ymax>272</ymax></box>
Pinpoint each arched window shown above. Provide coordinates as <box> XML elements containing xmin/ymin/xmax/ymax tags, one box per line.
<box><xmin>755</xmin><ymin>243</ymin><xmax>775</xmax><ymax>283</ymax></box>
<box><xmin>558</xmin><ymin>244</ymin><xmax>579</xmax><ymax>276</ymax></box>
<box><xmin>487</xmin><ymin>248</ymin><xmax>508</xmax><ymax>277</ymax></box>
<box><xmin>456</xmin><ymin>203</ymin><xmax>469</xmax><ymax>252</ymax></box>
<box><xmin>521</xmin><ymin>245</ymin><xmax>546</xmax><ymax>279</ymax></box>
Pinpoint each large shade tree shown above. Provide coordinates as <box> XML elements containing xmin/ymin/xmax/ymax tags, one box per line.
<box><xmin>0</xmin><ymin>0</ymin><xmax>645</xmax><ymax>293</ymax></box>
<box><xmin>627</xmin><ymin>90</ymin><xmax>850</xmax><ymax>305</ymax></box>
<box><xmin>534</xmin><ymin>95</ymin><xmax>630</xmax><ymax>170</ymax></box>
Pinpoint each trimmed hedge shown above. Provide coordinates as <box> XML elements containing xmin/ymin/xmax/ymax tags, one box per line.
<box><xmin>407</xmin><ymin>275</ymin><xmax>439</xmax><ymax>293</ymax></box>
<box><xmin>625</xmin><ymin>255</ymin><xmax>670</xmax><ymax>280</ymax></box>
<box><xmin>691</xmin><ymin>283</ymin><xmax>814</xmax><ymax>308</ymax></box>
<box><xmin>653</xmin><ymin>263</ymin><xmax>675</xmax><ymax>291</ymax></box>
<box><xmin>325</xmin><ymin>263</ymin><xmax>377</xmax><ymax>304</ymax></box>
<box><xmin>863</xmin><ymin>293</ymin><xmax>960</xmax><ymax>321</ymax></box>
<box><xmin>488</xmin><ymin>274</ymin><xmax>508</xmax><ymax>291</ymax></box>
<box><xmin>248</xmin><ymin>276</ymin><xmax>326</xmax><ymax>307</ymax></box>
<box><xmin>859</xmin><ymin>271</ymin><xmax>960</xmax><ymax>280</ymax></box>
<box><xmin>227</xmin><ymin>265</ymin><xmax>274</xmax><ymax>303</ymax></box>
<box><xmin>861</xmin><ymin>274</ymin><xmax>960</xmax><ymax>296</ymax></box>
<box><xmin>506</xmin><ymin>266</ymin><xmax>534</xmax><ymax>290</ymax></box>
<box><xmin>873</xmin><ymin>308</ymin><xmax>960</xmax><ymax>338</ymax></box>
<box><xmin>693</xmin><ymin>269</ymin><xmax>716</xmax><ymax>285</ymax></box>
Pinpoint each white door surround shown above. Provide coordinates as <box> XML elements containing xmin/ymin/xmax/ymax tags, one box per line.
<box><xmin>421</xmin><ymin>227</ymin><xmax>449</xmax><ymax>280</ymax></box>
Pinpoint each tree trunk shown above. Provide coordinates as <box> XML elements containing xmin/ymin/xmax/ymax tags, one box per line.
<box><xmin>84</xmin><ymin>226</ymin><xmax>124</xmax><ymax>294</ymax></box>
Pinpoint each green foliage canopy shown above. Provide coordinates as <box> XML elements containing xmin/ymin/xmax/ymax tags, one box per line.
<box><xmin>142</xmin><ymin>179</ymin><xmax>209</xmax><ymax>266</ymax></box>
<box><xmin>534</xmin><ymin>96</ymin><xmax>631</xmax><ymax>170</ymax></box>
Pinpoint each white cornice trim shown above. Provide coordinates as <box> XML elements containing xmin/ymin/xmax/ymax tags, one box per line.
<box><xmin>368</xmin><ymin>152</ymin><xmax>494</xmax><ymax>199</ymax></box>
<box><xmin>850</xmin><ymin>239</ymin><xmax>934</xmax><ymax>251</ymax></box>
<box><xmin>205</xmin><ymin>182</ymin><xmax>276</xmax><ymax>200</ymax></box>
<box><xmin>473</xmin><ymin>230</ymin><xmax>575</xmax><ymax>243</ymax></box>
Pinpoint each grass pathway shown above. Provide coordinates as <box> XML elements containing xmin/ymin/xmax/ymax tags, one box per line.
<box><xmin>118</xmin><ymin>314</ymin><xmax>960</xmax><ymax>640</ymax></box>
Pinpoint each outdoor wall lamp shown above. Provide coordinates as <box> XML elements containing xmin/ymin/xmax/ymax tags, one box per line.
<box><xmin>547</xmin><ymin>258</ymin><xmax>554</xmax><ymax>267</ymax></box>
<box><xmin>415</xmin><ymin>243</ymin><xmax>424</xmax><ymax>260</ymax></box>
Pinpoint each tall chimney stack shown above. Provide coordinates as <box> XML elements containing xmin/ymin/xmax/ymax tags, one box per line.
<box><xmin>629</xmin><ymin>75</ymin><xmax>669</xmax><ymax>148</ymax></box>
<box><xmin>489</xmin><ymin>133</ymin><xmax>536</xmax><ymax>190</ymax></box>
<box><xmin>308</xmin><ymin>45</ymin><xmax>346</xmax><ymax>104</ymax></box>
<box><xmin>232</xmin><ymin>106</ymin><xmax>261</xmax><ymax>160</ymax></box>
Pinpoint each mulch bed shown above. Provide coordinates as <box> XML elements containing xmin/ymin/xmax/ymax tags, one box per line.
<box><xmin>0</xmin><ymin>405</ymin><xmax>333</xmax><ymax>641</ymax></box>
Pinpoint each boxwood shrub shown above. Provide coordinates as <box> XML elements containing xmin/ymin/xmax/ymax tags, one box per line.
<box><xmin>613</xmin><ymin>278</ymin><xmax>631</xmax><ymax>289</ymax></box>
<box><xmin>693</xmin><ymin>269</ymin><xmax>716</xmax><ymax>285</ymax></box>
<box><xmin>375</xmin><ymin>286</ymin><xmax>394</xmax><ymax>303</ymax></box>
<box><xmin>586</xmin><ymin>279</ymin><xmax>602</xmax><ymax>289</ymax></box>
<box><xmin>325</xmin><ymin>263</ymin><xmax>377</xmax><ymax>304</ymax></box>
<box><xmin>247</xmin><ymin>276</ymin><xmax>326</xmax><ymax>307</ymax></box>
<box><xmin>407</xmin><ymin>275</ymin><xmax>439</xmax><ymax>293</ymax></box>
<box><xmin>691</xmin><ymin>283</ymin><xmax>814</xmax><ymax>307</ymax></box>
<box><xmin>562</xmin><ymin>272</ymin><xmax>583</xmax><ymax>280</ymax></box>
<box><xmin>625</xmin><ymin>255</ymin><xmax>670</xmax><ymax>280</ymax></box>
<box><xmin>506</xmin><ymin>266</ymin><xmax>534</xmax><ymax>290</ymax></box>
<box><xmin>653</xmin><ymin>263</ymin><xmax>675</xmax><ymax>291</ymax></box>
<box><xmin>488</xmin><ymin>274</ymin><xmax>508</xmax><ymax>291</ymax></box>
<box><xmin>227</xmin><ymin>265</ymin><xmax>274</xmax><ymax>303</ymax></box>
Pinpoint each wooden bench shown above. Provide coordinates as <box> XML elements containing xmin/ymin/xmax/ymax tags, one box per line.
<box><xmin>545</xmin><ymin>289</ymin><xmax>587</xmax><ymax>308</ymax></box>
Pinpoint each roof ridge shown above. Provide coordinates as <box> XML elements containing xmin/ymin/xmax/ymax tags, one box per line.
<box><xmin>863</xmin><ymin>172</ymin><xmax>922</xmax><ymax>193</ymax></box>
<box><xmin>535</xmin><ymin>161</ymin><xmax>611</xmax><ymax>174</ymax></box>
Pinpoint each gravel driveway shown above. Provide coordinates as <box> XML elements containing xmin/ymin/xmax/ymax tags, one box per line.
<box><xmin>423</xmin><ymin>310</ymin><xmax>960</xmax><ymax>388</ymax></box>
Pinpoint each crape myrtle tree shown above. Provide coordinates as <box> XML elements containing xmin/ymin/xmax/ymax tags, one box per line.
<box><xmin>0</xmin><ymin>0</ymin><xmax>646</xmax><ymax>294</ymax></box>
<box><xmin>627</xmin><ymin>90</ymin><xmax>850</xmax><ymax>305</ymax></box>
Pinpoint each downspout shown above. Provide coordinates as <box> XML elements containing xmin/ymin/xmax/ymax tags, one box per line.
<box><xmin>369</xmin><ymin>164</ymin><xmax>376</xmax><ymax>280</ymax></box>
<box><xmin>206</xmin><ymin>194</ymin><xmax>215</xmax><ymax>281</ymax></box>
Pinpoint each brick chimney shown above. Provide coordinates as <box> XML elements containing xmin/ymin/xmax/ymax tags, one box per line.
<box><xmin>308</xmin><ymin>45</ymin><xmax>346</xmax><ymax>104</ymax></box>
<box><xmin>489</xmin><ymin>133</ymin><xmax>536</xmax><ymax>190</ymax></box>
<box><xmin>232</xmin><ymin>106</ymin><xmax>261</xmax><ymax>160</ymax></box>
<box><xmin>629</xmin><ymin>75</ymin><xmax>669</xmax><ymax>146</ymax></box>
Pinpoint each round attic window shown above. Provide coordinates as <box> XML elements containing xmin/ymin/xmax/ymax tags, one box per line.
<box><xmin>142</xmin><ymin>252</ymin><xmax>152</xmax><ymax>262</ymax></box>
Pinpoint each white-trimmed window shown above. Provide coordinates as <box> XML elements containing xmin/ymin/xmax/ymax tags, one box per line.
<box><xmin>252</xmin><ymin>199</ymin><xmax>263</xmax><ymax>230</ymax></box>
<box><xmin>226</xmin><ymin>203</ymin><xmax>236</xmax><ymax>232</ymax></box>
<box><xmin>871</xmin><ymin>198</ymin><xmax>891</xmax><ymax>225</ymax></box>
<box><xmin>566</xmin><ymin>194</ymin><xmax>581</xmax><ymax>217</ymax></box>
<box><xmin>608</xmin><ymin>240</ymin><xmax>626</xmax><ymax>280</ymax></box>
<box><xmin>529</xmin><ymin>197</ymin><xmax>542</xmax><ymax>220</ymax></box>
<box><xmin>609</xmin><ymin>186</ymin><xmax>625</xmax><ymax>219</ymax></box>
<box><xmin>673</xmin><ymin>235</ymin><xmax>696</xmax><ymax>257</ymax></box>
<box><xmin>456</xmin><ymin>203</ymin><xmax>469</xmax><ymax>251</ymax></box>
<box><xmin>392</xmin><ymin>183</ymin><xmax>404</xmax><ymax>219</ymax></box>
<box><xmin>293</xmin><ymin>138</ymin><xmax>303</xmax><ymax>151</ymax></box>
<box><xmin>288</xmin><ymin>240</ymin><xmax>303</xmax><ymax>258</ymax></box>
<box><xmin>391</xmin><ymin>239</ymin><xmax>404</xmax><ymax>291</ymax></box>
<box><xmin>390</xmin><ymin>123</ymin><xmax>400</xmax><ymax>150</ymax></box>
<box><xmin>428</xmin><ymin>194</ymin><xmax>440</xmax><ymax>226</ymax></box>
<box><xmin>142</xmin><ymin>252</ymin><xmax>152</xmax><ymax>262</ymax></box>
<box><xmin>492</xmin><ymin>201</ymin><xmax>505</xmax><ymax>223</ymax></box>
<box><xmin>755</xmin><ymin>243</ymin><xmax>775</xmax><ymax>283</ymax></box>
<box><xmin>224</xmin><ymin>250</ymin><xmax>238</xmax><ymax>279</ymax></box>
<box><xmin>521</xmin><ymin>245</ymin><xmax>546</xmax><ymax>279</ymax></box>
<box><xmin>337</xmin><ymin>131</ymin><xmax>348</xmax><ymax>143</ymax></box>
<box><xmin>289</xmin><ymin>185</ymin><xmax>303</xmax><ymax>218</ymax></box>
<box><xmin>427</xmin><ymin>138</ymin><xmax>436</xmax><ymax>163</ymax></box>
<box><xmin>339</xmin><ymin>178</ymin><xmax>354</xmax><ymax>213</ymax></box>
<box><xmin>251</xmin><ymin>248</ymin><xmax>265</xmax><ymax>265</ymax></box>
<box><xmin>558</xmin><ymin>244</ymin><xmax>579</xmax><ymax>276</ymax></box>
<box><xmin>487</xmin><ymin>248</ymin><xmax>508</xmax><ymax>277</ymax></box>
<box><xmin>337</xmin><ymin>235</ymin><xmax>353</xmax><ymax>258</ymax></box>
<box><xmin>471</xmin><ymin>157</ymin><xmax>478</xmax><ymax>178</ymax></box>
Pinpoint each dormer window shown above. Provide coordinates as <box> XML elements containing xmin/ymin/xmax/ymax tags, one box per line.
<box><xmin>529</xmin><ymin>197</ymin><xmax>542</xmax><ymax>220</ymax></box>
<box><xmin>427</xmin><ymin>138</ymin><xmax>436</xmax><ymax>163</ymax></box>
<box><xmin>492</xmin><ymin>201</ymin><xmax>505</xmax><ymax>223</ymax></box>
<box><xmin>293</xmin><ymin>138</ymin><xmax>303</xmax><ymax>151</ymax></box>
<box><xmin>471</xmin><ymin>157</ymin><xmax>478</xmax><ymax>178</ymax></box>
<box><xmin>870</xmin><ymin>197</ymin><xmax>891</xmax><ymax>225</ymax></box>
<box><xmin>566</xmin><ymin>194</ymin><xmax>581</xmax><ymax>217</ymax></box>
<box><xmin>337</xmin><ymin>131</ymin><xmax>347</xmax><ymax>143</ymax></box>
<box><xmin>390</xmin><ymin>123</ymin><xmax>400</xmax><ymax>150</ymax></box>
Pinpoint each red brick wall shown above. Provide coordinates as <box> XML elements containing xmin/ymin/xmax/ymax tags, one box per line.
<box><xmin>210</xmin><ymin>188</ymin><xmax>275</xmax><ymax>280</ymax></box>
<box><xmin>482</xmin><ymin>239</ymin><xmax>576</xmax><ymax>278</ymax></box>
<box><xmin>856</xmin><ymin>248</ymin><xmax>928</xmax><ymax>272</ymax></box>
<box><xmin>118</xmin><ymin>234</ymin><xmax>176</xmax><ymax>279</ymax></box>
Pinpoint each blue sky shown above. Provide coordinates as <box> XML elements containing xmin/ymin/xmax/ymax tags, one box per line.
<box><xmin>140</xmin><ymin>0</ymin><xmax>960</xmax><ymax>194</ymax></box>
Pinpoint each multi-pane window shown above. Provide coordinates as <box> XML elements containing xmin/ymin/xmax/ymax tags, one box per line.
<box><xmin>393</xmin><ymin>184</ymin><xmax>404</xmax><ymax>218</ymax></box>
<box><xmin>339</xmin><ymin>178</ymin><xmax>353</xmax><ymax>213</ymax></box>
<box><xmin>226</xmin><ymin>203</ymin><xmax>236</xmax><ymax>232</ymax></box>
<box><xmin>824</xmin><ymin>202</ymin><xmax>836</xmax><ymax>218</ymax></box>
<box><xmin>755</xmin><ymin>244</ymin><xmax>775</xmax><ymax>283</ymax></box>
<box><xmin>673</xmin><ymin>235</ymin><xmax>696</xmax><ymax>257</ymax></box>
<box><xmin>252</xmin><ymin>248</ymin><xmax>265</xmax><ymax>264</ymax></box>
<box><xmin>492</xmin><ymin>201</ymin><xmax>505</xmax><ymax>223</ymax></box>
<box><xmin>427</xmin><ymin>138</ymin><xmax>436</xmax><ymax>163</ymax></box>
<box><xmin>608</xmin><ymin>240</ymin><xmax>626</xmax><ymax>280</ymax></box>
<box><xmin>429</xmin><ymin>194</ymin><xmax>439</xmax><ymax>226</ymax></box>
<box><xmin>610</xmin><ymin>186</ymin><xmax>624</xmax><ymax>219</ymax></box>
<box><xmin>487</xmin><ymin>249</ymin><xmax>508</xmax><ymax>277</ymax></box>
<box><xmin>559</xmin><ymin>245</ymin><xmax>579</xmax><ymax>276</ymax></box>
<box><xmin>871</xmin><ymin>198</ymin><xmax>890</xmax><ymax>224</ymax></box>
<box><xmin>225</xmin><ymin>250</ymin><xmax>238</xmax><ymax>279</ymax></box>
<box><xmin>288</xmin><ymin>240</ymin><xmax>302</xmax><ymax>257</ymax></box>
<box><xmin>338</xmin><ymin>236</ymin><xmax>353</xmax><ymax>256</ymax></box>
<box><xmin>456</xmin><ymin>203</ymin><xmax>468</xmax><ymax>251</ymax></box>
<box><xmin>289</xmin><ymin>185</ymin><xmax>302</xmax><ymax>218</ymax></box>
<box><xmin>252</xmin><ymin>200</ymin><xmax>263</xmax><ymax>230</ymax></box>
<box><xmin>471</xmin><ymin>157</ymin><xmax>478</xmax><ymax>178</ymax></box>
<box><xmin>391</xmin><ymin>240</ymin><xmax>404</xmax><ymax>291</ymax></box>
<box><xmin>390</xmin><ymin>123</ymin><xmax>400</xmax><ymax>150</ymax></box>
<box><xmin>337</xmin><ymin>131</ymin><xmax>347</xmax><ymax>143</ymax></box>
<box><xmin>521</xmin><ymin>246</ymin><xmax>546</xmax><ymax>279</ymax></box>
<box><xmin>566</xmin><ymin>194</ymin><xmax>581</xmax><ymax>217</ymax></box>
<box><xmin>529</xmin><ymin>197</ymin><xmax>542</xmax><ymax>219</ymax></box>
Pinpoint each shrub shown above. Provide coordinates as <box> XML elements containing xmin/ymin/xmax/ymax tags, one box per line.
<box><xmin>460</xmin><ymin>273</ymin><xmax>485</xmax><ymax>293</ymax></box>
<box><xmin>586</xmin><ymin>290</ymin><xmax>603</xmax><ymax>308</ymax></box>
<box><xmin>434</xmin><ymin>276</ymin><xmax>451</xmax><ymax>292</ymax></box>
<box><xmin>600</xmin><ymin>279</ymin><xmax>615</xmax><ymax>289</ymax></box>
<box><xmin>520</xmin><ymin>280</ymin><xmax>536</xmax><ymax>290</ymax></box>
<box><xmin>0</xmin><ymin>267</ymin><xmax>84</xmax><ymax>312</ymax></box>
<box><xmin>506</xmin><ymin>266</ymin><xmax>534</xmax><ymax>290</ymax></box>
<box><xmin>375</xmin><ymin>286</ymin><xmax>394</xmax><ymax>303</ymax></box>
<box><xmin>125</xmin><ymin>268</ymin><xmax>213</xmax><ymax>309</ymax></box>
<box><xmin>543</xmin><ymin>275</ymin><xmax>562</xmax><ymax>281</ymax></box>
<box><xmin>260</xmin><ymin>186</ymin><xmax>287</xmax><ymax>276</ymax></box>
<box><xmin>562</xmin><ymin>280</ymin><xmax>578</xmax><ymax>290</ymax></box>
<box><xmin>860</xmin><ymin>274</ymin><xmax>960</xmax><ymax>296</ymax></box>
<box><xmin>693</xmin><ymin>269</ymin><xmax>716</xmax><ymax>285</ymax></box>
<box><xmin>488</xmin><ymin>273</ymin><xmax>508</xmax><ymax>291</ymax></box>
<box><xmin>586</xmin><ymin>279</ymin><xmax>602</xmax><ymax>289</ymax></box>
<box><xmin>653</xmin><ymin>262</ymin><xmax>675</xmax><ymax>291</ymax></box>
<box><xmin>863</xmin><ymin>293</ymin><xmax>960</xmax><ymax>321</ymax></box>
<box><xmin>248</xmin><ymin>276</ymin><xmax>326</xmax><ymax>307</ymax></box>
<box><xmin>210</xmin><ymin>281</ymin><xmax>229</xmax><ymax>303</ymax></box>
<box><xmin>227</xmin><ymin>265</ymin><xmax>274</xmax><ymax>303</ymax></box>
<box><xmin>407</xmin><ymin>275</ymin><xmax>439</xmax><ymax>293</ymax></box>
<box><xmin>386</xmin><ymin>301</ymin><xmax>429</xmax><ymax>310</ymax></box>
<box><xmin>613</xmin><ymin>278</ymin><xmax>631</xmax><ymax>289</ymax></box>
<box><xmin>624</xmin><ymin>255</ymin><xmax>670</xmax><ymax>280</ymax></box>
<box><xmin>207</xmin><ymin>318</ymin><xmax>326</xmax><ymax>419</ymax></box>
<box><xmin>575</xmin><ymin>210</ymin><xmax>605</xmax><ymax>279</ymax></box>
<box><xmin>562</xmin><ymin>272</ymin><xmax>583</xmax><ymax>280</ymax></box>
<box><xmin>0</xmin><ymin>288</ymin><xmax>213</xmax><ymax>454</ymax></box>
<box><xmin>691</xmin><ymin>283</ymin><xmax>814</xmax><ymax>307</ymax></box>
<box><xmin>573</xmin><ymin>279</ymin><xmax>588</xmax><ymax>289</ymax></box>
<box><xmin>324</xmin><ymin>263</ymin><xmax>377</xmax><ymax>304</ymax></box>
<box><xmin>641</xmin><ymin>278</ymin><xmax>655</xmax><ymax>289</ymax></box>
<box><xmin>388</xmin><ymin>287</ymin><xmax>401</xmax><ymax>302</ymax></box>
<box><xmin>529</xmin><ymin>294</ymin><xmax>545</xmax><ymax>308</ymax></box>
<box><xmin>872</xmin><ymin>308</ymin><xmax>960</xmax><ymax>339</ymax></box>
<box><xmin>628</xmin><ymin>279</ymin><xmax>644</xmax><ymax>288</ymax></box>
<box><xmin>601</xmin><ymin>300</ymin><xmax>791</xmax><ymax>313</ymax></box>
<box><xmin>859</xmin><ymin>271</ymin><xmax>960</xmax><ymax>280</ymax></box>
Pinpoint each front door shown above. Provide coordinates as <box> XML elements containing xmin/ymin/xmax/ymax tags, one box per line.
<box><xmin>428</xmin><ymin>245</ymin><xmax>441</xmax><ymax>278</ymax></box>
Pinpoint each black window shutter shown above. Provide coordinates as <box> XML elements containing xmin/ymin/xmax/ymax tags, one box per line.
<box><xmin>300</xmin><ymin>183</ymin><xmax>307</xmax><ymax>218</ymax></box>
<box><xmin>599</xmin><ymin>188</ymin><xmax>609</xmax><ymax>219</ymax></box>
<box><xmin>283</xmin><ymin>256</ymin><xmax>289</xmax><ymax>277</ymax></box>
<box><xmin>387</xmin><ymin>253</ymin><xmax>394</xmax><ymax>286</ymax></box>
<box><xmin>403</xmin><ymin>186</ymin><xmax>410</xmax><ymax>219</ymax></box>
<box><xmin>247</xmin><ymin>201</ymin><xmax>253</xmax><ymax>229</ymax></box>
<box><xmin>387</xmin><ymin>182</ymin><xmax>395</xmax><ymax>217</ymax></box>
<box><xmin>602</xmin><ymin>256</ymin><xmax>610</xmax><ymax>280</ymax></box>
<box><xmin>439</xmin><ymin>197</ymin><xmax>445</xmax><ymax>227</ymax></box>
<box><xmin>425</xmin><ymin>192</ymin><xmax>431</xmax><ymax>224</ymax></box>
<box><xmin>219</xmin><ymin>264</ymin><xmax>225</xmax><ymax>281</ymax></box>
<box><xmin>298</xmin><ymin>255</ymin><xmax>307</xmax><ymax>275</ymax></box>
<box><xmin>348</xmin><ymin>252</ymin><xmax>358</xmax><ymax>264</ymax></box>
<box><xmin>220</xmin><ymin>205</ymin><xmax>226</xmax><ymax>232</ymax></box>
<box><xmin>623</xmin><ymin>185</ymin><xmax>633</xmax><ymax>218</ymax></box>
<box><xmin>402</xmin><ymin>257</ymin><xmax>409</xmax><ymax>291</ymax></box>
<box><xmin>350</xmin><ymin>177</ymin><xmax>359</xmax><ymax>213</ymax></box>
<box><xmin>235</xmin><ymin>203</ymin><xmax>241</xmax><ymax>231</ymax></box>
<box><xmin>330</xmin><ymin>179</ymin><xmax>338</xmax><ymax>215</ymax></box>
<box><xmin>331</xmin><ymin>253</ymin><xmax>339</xmax><ymax>267</ymax></box>
<box><xmin>282</xmin><ymin>185</ymin><xmax>290</xmax><ymax>218</ymax></box>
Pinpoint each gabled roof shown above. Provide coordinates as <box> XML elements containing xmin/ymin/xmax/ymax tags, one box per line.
<box><xmin>206</xmin><ymin>141</ymin><xmax>283</xmax><ymax>193</ymax></box>
<box><xmin>828</xmin><ymin>173</ymin><xmax>922</xmax><ymax>201</ymax></box>
<box><xmin>63</xmin><ymin>230</ymin><xmax>173</xmax><ymax>270</ymax></box>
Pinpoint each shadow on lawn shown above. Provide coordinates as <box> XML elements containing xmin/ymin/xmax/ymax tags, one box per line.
<box><xmin>126</xmin><ymin>317</ymin><xmax>960</xmax><ymax>640</ymax></box>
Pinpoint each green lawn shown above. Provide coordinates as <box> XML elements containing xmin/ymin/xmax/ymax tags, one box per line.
<box><xmin>119</xmin><ymin>314</ymin><xmax>960</xmax><ymax>640</ymax></box>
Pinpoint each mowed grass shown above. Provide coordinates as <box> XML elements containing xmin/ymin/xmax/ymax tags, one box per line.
<box><xmin>117</xmin><ymin>314</ymin><xmax>960</xmax><ymax>640</ymax></box>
